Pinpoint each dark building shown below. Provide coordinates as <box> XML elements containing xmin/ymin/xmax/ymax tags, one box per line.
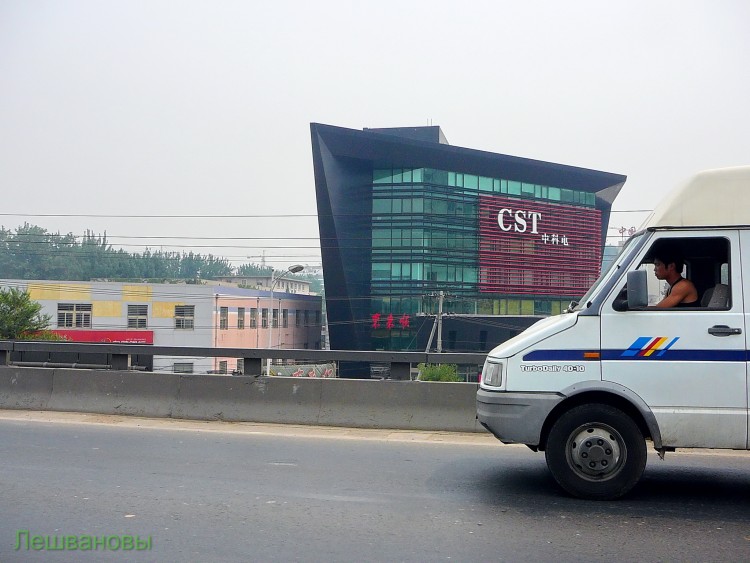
<box><xmin>311</xmin><ymin>123</ymin><xmax>626</xmax><ymax>360</ymax></box>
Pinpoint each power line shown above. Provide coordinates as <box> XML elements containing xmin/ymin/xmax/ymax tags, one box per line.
<box><xmin>0</xmin><ymin>208</ymin><xmax>653</xmax><ymax>219</ymax></box>
<box><xmin>4</xmin><ymin>234</ymin><xmax>323</xmax><ymax>241</ymax></box>
<box><xmin>3</xmin><ymin>223</ymin><xmax>639</xmax><ymax>240</ymax></box>
<box><xmin>0</xmin><ymin>212</ymin><xmax>320</xmax><ymax>219</ymax></box>
<box><xmin>1</xmin><ymin>242</ymin><xmax>322</xmax><ymax>249</ymax></box>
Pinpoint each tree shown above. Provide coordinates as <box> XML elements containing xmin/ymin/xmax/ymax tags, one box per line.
<box><xmin>0</xmin><ymin>223</ymin><xmax>241</xmax><ymax>281</ymax></box>
<box><xmin>0</xmin><ymin>287</ymin><xmax>52</xmax><ymax>339</ymax></box>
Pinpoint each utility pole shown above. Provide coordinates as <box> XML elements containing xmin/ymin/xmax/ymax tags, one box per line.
<box><xmin>436</xmin><ymin>290</ymin><xmax>444</xmax><ymax>353</ymax></box>
<box><xmin>424</xmin><ymin>291</ymin><xmax>446</xmax><ymax>353</ymax></box>
<box><xmin>424</xmin><ymin>316</ymin><xmax>437</xmax><ymax>353</ymax></box>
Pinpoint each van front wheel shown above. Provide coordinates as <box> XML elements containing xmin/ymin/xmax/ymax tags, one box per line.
<box><xmin>545</xmin><ymin>404</ymin><xmax>646</xmax><ymax>500</ymax></box>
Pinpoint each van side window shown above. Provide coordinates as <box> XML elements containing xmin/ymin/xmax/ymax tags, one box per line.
<box><xmin>618</xmin><ymin>237</ymin><xmax>731</xmax><ymax>310</ymax></box>
<box><xmin>649</xmin><ymin>237</ymin><xmax>729</xmax><ymax>308</ymax></box>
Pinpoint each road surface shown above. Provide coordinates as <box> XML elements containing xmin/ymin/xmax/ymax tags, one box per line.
<box><xmin>1</xmin><ymin>411</ymin><xmax>748</xmax><ymax>562</ymax></box>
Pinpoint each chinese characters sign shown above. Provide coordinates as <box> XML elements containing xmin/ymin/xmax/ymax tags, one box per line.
<box><xmin>371</xmin><ymin>313</ymin><xmax>410</xmax><ymax>330</ymax></box>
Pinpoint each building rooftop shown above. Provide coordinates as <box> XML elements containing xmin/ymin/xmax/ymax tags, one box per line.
<box><xmin>363</xmin><ymin>125</ymin><xmax>449</xmax><ymax>145</ymax></box>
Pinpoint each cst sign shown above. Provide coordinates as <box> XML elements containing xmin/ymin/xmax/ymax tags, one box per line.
<box><xmin>497</xmin><ymin>209</ymin><xmax>542</xmax><ymax>234</ymax></box>
<box><xmin>496</xmin><ymin>208</ymin><xmax>571</xmax><ymax>247</ymax></box>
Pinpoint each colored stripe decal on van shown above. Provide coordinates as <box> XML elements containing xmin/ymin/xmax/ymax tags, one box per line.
<box><xmin>620</xmin><ymin>336</ymin><xmax>653</xmax><ymax>357</ymax></box>
<box><xmin>603</xmin><ymin>349</ymin><xmax>746</xmax><ymax>361</ymax></box>
<box><xmin>657</xmin><ymin>337</ymin><xmax>680</xmax><ymax>357</ymax></box>
<box><xmin>621</xmin><ymin>336</ymin><xmax>678</xmax><ymax>357</ymax></box>
<box><xmin>523</xmin><ymin>349</ymin><xmax>746</xmax><ymax>362</ymax></box>
<box><xmin>640</xmin><ymin>336</ymin><xmax>668</xmax><ymax>357</ymax></box>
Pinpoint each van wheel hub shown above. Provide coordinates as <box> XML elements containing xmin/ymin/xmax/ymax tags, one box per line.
<box><xmin>568</xmin><ymin>425</ymin><xmax>623</xmax><ymax>478</ymax></box>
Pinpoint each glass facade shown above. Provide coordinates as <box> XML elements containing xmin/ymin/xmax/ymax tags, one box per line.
<box><xmin>370</xmin><ymin>167</ymin><xmax>598</xmax><ymax>350</ymax></box>
<box><xmin>374</xmin><ymin>167</ymin><xmax>596</xmax><ymax>207</ymax></box>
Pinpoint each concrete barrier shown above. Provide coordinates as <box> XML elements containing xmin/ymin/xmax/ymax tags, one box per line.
<box><xmin>0</xmin><ymin>367</ymin><xmax>53</xmax><ymax>410</ymax></box>
<box><xmin>171</xmin><ymin>375</ymin><xmax>324</xmax><ymax>425</ymax></box>
<box><xmin>318</xmin><ymin>379</ymin><xmax>483</xmax><ymax>432</ymax></box>
<box><xmin>47</xmin><ymin>370</ymin><xmax>180</xmax><ymax>418</ymax></box>
<box><xmin>0</xmin><ymin>366</ymin><xmax>486</xmax><ymax>433</ymax></box>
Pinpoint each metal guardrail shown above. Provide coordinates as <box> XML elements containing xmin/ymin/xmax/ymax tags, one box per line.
<box><xmin>0</xmin><ymin>340</ymin><xmax>486</xmax><ymax>379</ymax></box>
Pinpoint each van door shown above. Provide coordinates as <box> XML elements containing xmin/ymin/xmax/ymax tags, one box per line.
<box><xmin>601</xmin><ymin>231</ymin><xmax>747</xmax><ymax>449</ymax></box>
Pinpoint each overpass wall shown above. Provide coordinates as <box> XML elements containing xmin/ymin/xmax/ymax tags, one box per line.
<box><xmin>0</xmin><ymin>366</ymin><xmax>486</xmax><ymax>433</ymax></box>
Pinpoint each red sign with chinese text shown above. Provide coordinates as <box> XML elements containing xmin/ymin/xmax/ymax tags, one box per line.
<box><xmin>371</xmin><ymin>313</ymin><xmax>411</xmax><ymax>330</ymax></box>
<box><xmin>51</xmin><ymin>330</ymin><xmax>154</xmax><ymax>344</ymax></box>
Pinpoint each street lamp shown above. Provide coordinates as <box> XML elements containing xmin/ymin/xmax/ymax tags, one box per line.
<box><xmin>267</xmin><ymin>264</ymin><xmax>304</xmax><ymax>376</ymax></box>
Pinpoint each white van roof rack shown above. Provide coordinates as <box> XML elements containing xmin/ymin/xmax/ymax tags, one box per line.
<box><xmin>641</xmin><ymin>165</ymin><xmax>750</xmax><ymax>229</ymax></box>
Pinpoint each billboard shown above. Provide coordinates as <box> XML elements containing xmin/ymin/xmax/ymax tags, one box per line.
<box><xmin>478</xmin><ymin>195</ymin><xmax>602</xmax><ymax>296</ymax></box>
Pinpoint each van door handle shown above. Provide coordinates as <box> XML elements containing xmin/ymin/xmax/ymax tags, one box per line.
<box><xmin>708</xmin><ymin>325</ymin><xmax>742</xmax><ymax>336</ymax></box>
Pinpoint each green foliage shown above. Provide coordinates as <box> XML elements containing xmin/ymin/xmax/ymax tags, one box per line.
<box><xmin>0</xmin><ymin>224</ymin><xmax>235</xmax><ymax>281</ymax></box>
<box><xmin>416</xmin><ymin>363</ymin><xmax>463</xmax><ymax>382</ymax></box>
<box><xmin>0</xmin><ymin>224</ymin><xmax>324</xmax><ymax>293</ymax></box>
<box><xmin>0</xmin><ymin>287</ymin><xmax>52</xmax><ymax>339</ymax></box>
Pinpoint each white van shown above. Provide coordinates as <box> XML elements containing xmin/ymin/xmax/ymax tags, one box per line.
<box><xmin>477</xmin><ymin>165</ymin><xmax>750</xmax><ymax>500</ymax></box>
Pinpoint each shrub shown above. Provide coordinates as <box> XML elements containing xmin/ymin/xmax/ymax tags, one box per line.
<box><xmin>416</xmin><ymin>363</ymin><xmax>463</xmax><ymax>382</ymax></box>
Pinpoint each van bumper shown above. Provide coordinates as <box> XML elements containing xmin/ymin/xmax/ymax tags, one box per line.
<box><xmin>476</xmin><ymin>389</ymin><xmax>564</xmax><ymax>447</ymax></box>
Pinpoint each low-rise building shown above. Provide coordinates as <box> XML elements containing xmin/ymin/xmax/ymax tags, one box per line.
<box><xmin>211</xmin><ymin>275</ymin><xmax>311</xmax><ymax>294</ymax></box>
<box><xmin>0</xmin><ymin>279</ymin><xmax>323</xmax><ymax>374</ymax></box>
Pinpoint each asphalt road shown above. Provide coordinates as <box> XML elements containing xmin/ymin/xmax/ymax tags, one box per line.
<box><xmin>0</xmin><ymin>411</ymin><xmax>748</xmax><ymax>562</ymax></box>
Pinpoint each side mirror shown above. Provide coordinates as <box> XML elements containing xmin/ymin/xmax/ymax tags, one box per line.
<box><xmin>627</xmin><ymin>270</ymin><xmax>648</xmax><ymax>309</ymax></box>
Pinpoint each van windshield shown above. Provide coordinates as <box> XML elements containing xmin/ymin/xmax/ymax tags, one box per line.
<box><xmin>571</xmin><ymin>233</ymin><xmax>644</xmax><ymax>312</ymax></box>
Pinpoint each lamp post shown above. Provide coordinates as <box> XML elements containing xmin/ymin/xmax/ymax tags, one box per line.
<box><xmin>267</xmin><ymin>264</ymin><xmax>304</xmax><ymax>376</ymax></box>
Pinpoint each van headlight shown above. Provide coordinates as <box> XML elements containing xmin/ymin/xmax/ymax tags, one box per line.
<box><xmin>482</xmin><ymin>360</ymin><xmax>503</xmax><ymax>387</ymax></box>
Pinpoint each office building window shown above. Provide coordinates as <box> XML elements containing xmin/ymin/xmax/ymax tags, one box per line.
<box><xmin>272</xmin><ymin>308</ymin><xmax>278</xmax><ymax>328</ymax></box>
<box><xmin>57</xmin><ymin>303</ymin><xmax>91</xmax><ymax>328</ymax></box>
<box><xmin>314</xmin><ymin>310</ymin><xmax>321</xmax><ymax>326</ymax></box>
<box><xmin>174</xmin><ymin>363</ymin><xmax>194</xmax><ymax>374</ymax></box>
<box><xmin>262</xmin><ymin>308</ymin><xmax>268</xmax><ymax>328</ymax></box>
<box><xmin>219</xmin><ymin>361</ymin><xmax>228</xmax><ymax>374</ymax></box>
<box><xmin>175</xmin><ymin>305</ymin><xmax>195</xmax><ymax>330</ymax></box>
<box><xmin>479</xmin><ymin>330</ymin><xmax>488</xmax><ymax>351</ymax></box>
<box><xmin>127</xmin><ymin>304</ymin><xmax>148</xmax><ymax>328</ymax></box>
<box><xmin>282</xmin><ymin>309</ymin><xmax>288</xmax><ymax>328</ymax></box>
<box><xmin>237</xmin><ymin>307</ymin><xmax>245</xmax><ymax>329</ymax></box>
<box><xmin>295</xmin><ymin>309</ymin><xmax>301</xmax><ymax>327</ymax></box>
<box><xmin>250</xmin><ymin>308</ymin><xmax>257</xmax><ymax>328</ymax></box>
<box><xmin>304</xmin><ymin>310</ymin><xmax>310</xmax><ymax>326</ymax></box>
<box><xmin>220</xmin><ymin>307</ymin><xmax>228</xmax><ymax>329</ymax></box>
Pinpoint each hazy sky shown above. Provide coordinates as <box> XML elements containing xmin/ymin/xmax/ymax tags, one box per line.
<box><xmin>2</xmin><ymin>1</ymin><xmax>748</xmax><ymax>268</ymax></box>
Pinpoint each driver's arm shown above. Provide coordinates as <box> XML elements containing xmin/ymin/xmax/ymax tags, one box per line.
<box><xmin>656</xmin><ymin>283</ymin><xmax>691</xmax><ymax>308</ymax></box>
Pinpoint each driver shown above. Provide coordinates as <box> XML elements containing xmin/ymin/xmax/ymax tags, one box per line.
<box><xmin>652</xmin><ymin>250</ymin><xmax>699</xmax><ymax>308</ymax></box>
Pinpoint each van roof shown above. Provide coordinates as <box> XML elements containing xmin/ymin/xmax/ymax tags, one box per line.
<box><xmin>641</xmin><ymin>165</ymin><xmax>750</xmax><ymax>229</ymax></box>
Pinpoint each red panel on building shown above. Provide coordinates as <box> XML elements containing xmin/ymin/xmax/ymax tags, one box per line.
<box><xmin>52</xmin><ymin>330</ymin><xmax>154</xmax><ymax>344</ymax></box>
<box><xmin>478</xmin><ymin>195</ymin><xmax>602</xmax><ymax>297</ymax></box>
